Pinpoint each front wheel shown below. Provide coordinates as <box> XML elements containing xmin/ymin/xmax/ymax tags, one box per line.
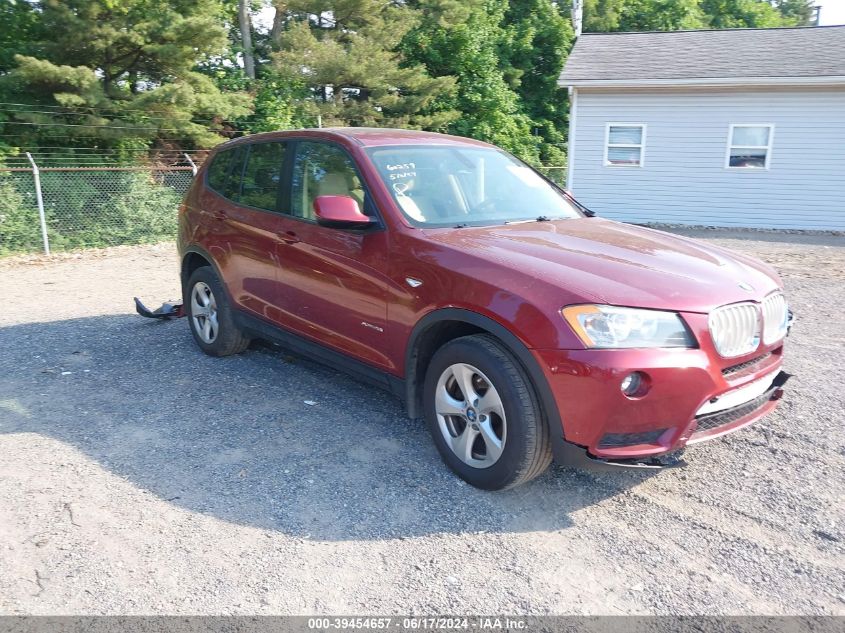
<box><xmin>423</xmin><ymin>334</ymin><xmax>552</xmax><ymax>490</ymax></box>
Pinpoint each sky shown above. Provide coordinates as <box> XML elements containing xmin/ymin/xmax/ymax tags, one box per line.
<box><xmin>818</xmin><ymin>0</ymin><xmax>845</xmax><ymax>25</ymax></box>
<box><xmin>255</xmin><ymin>6</ymin><xmax>275</xmax><ymax>33</ymax></box>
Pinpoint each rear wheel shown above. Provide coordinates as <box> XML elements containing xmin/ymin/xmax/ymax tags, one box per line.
<box><xmin>423</xmin><ymin>334</ymin><xmax>552</xmax><ymax>490</ymax></box>
<box><xmin>186</xmin><ymin>266</ymin><xmax>250</xmax><ymax>357</ymax></box>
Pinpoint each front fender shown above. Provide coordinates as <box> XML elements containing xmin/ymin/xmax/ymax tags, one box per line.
<box><xmin>404</xmin><ymin>307</ymin><xmax>567</xmax><ymax>448</ymax></box>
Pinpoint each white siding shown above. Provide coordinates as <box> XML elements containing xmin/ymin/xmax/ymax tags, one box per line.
<box><xmin>569</xmin><ymin>89</ymin><xmax>845</xmax><ymax>230</ymax></box>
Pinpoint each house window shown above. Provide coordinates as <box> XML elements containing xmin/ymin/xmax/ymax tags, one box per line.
<box><xmin>604</xmin><ymin>124</ymin><xmax>645</xmax><ymax>167</ymax></box>
<box><xmin>726</xmin><ymin>124</ymin><xmax>773</xmax><ymax>169</ymax></box>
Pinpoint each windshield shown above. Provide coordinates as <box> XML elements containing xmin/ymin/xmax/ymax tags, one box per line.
<box><xmin>365</xmin><ymin>145</ymin><xmax>582</xmax><ymax>227</ymax></box>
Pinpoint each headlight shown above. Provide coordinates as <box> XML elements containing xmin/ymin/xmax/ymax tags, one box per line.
<box><xmin>561</xmin><ymin>305</ymin><xmax>695</xmax><ymax>349</ymax></box>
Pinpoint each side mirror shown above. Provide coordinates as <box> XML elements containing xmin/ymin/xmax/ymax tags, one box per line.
<box><xmin>314</xmin><ymin>195</ymin><xmax>373</xmax><ymax>229</ymax></box>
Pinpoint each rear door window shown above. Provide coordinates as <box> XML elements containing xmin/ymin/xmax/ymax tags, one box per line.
<box><xmin>207</xmin><ymin>147</ymin><xmax>234</xmax><ymax>192</ymax></box>
<box><xmin>239</xmin><ymin>142</ymin><xmax>287</xmax><ymax>211</ymax></box>
<box><xmin>206</xmin><ymin>146</ymin><xmax>246</xmax><ymax>202</ymax></box>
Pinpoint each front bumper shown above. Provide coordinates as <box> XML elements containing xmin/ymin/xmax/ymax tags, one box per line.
<box><xmin>535</xmin><ymin>342</ymin><xmax>789</xmax><ymax>469</ymax></box>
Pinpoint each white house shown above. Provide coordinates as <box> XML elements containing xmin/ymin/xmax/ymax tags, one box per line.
<box><xmin>558</xmin><ymin>26</ymin><xmax>845</xmax><ymax>231</ymax></box>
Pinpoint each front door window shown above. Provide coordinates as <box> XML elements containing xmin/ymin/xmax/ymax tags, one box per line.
<box><xmin>290</xmin><ymin>142</ymin><xmax>368</xmax><ymax>220</ymax></box>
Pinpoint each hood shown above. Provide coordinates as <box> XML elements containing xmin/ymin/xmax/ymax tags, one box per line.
<box><xmin>423</xmin><ymin>218</ymin><xmax>782</xmax><ymax>313</ymax></box>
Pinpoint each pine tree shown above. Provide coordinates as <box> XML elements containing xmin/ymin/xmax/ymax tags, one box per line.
<box><xmin>0</xmin><ymin>0</ymin><xmax>251</xmax><ymax>151</ymax></box>
<box><xmin>269</xmin><ymin>1</ymin><xmax>458</xmax><ymax>129</ymax></box>
<box><xmin>0</xmin><ymin>0</ymin><xmax>44</xmax><ymax>73</ymax></box>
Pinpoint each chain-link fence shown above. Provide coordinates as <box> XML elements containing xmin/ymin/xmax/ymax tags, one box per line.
<box><xmin>0</xmin><ymin>161</ymin><xmax>196</xmax><ymax>256</ymax></box>
<box><xmin>0</xmin><ymin>169</ymin><xmax>43</xmax><ymax>254</ymax></box>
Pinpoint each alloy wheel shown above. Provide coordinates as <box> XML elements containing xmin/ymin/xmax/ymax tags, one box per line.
<box><xmin>190</xmin><ymin>281</ymin><xmax>219</xmax><ymax>344</ymax></box>
<box><xmin>434</xmin><ymin>363</ymin><xmax>507</xmax><ymax>468</ymax></box>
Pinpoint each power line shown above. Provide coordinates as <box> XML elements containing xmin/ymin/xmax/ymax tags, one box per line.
<box><xmin>0</xmin><ymin>139</ymin><xmax>211</xmax><ymax>153</ymax></box>
<box><xmin>1</xmin><ymin>107</ymin><xmax>258</xmax><ymax>134</ymax></box>
<box><xmin>0</xmin><ymin>106</ymin><xmax>322</xmax><ymax>132</ymax></box>
<box><xmin>3</xmin><ymin>120</ymin><xmax>252</xmax><ymax>133</ymax></box>
<box><xmin>0</xmin><ymin>101</ymin><xmax>237</xmax><ymax>125</ymax></box>
<box><xmin>5</xmin><ymin>149</ymin><xmax>209</xmax><ymax>156</ymax></box>
<box><xmin>11</xmin><ymin>146</ymin><xmax>208</xmax><ymax>152</ymax></box>
<box><xmin>5</xmin><ymin>155</ymin><xmax>198</xmax><ymax>160</ymax></box>
<box><xmin>15</xmin><ymin>151</ymin><xmax>206</xmax><ymax>156</ymax></box>
<box><xmin>0</xmin><ymin>107</ymin><xmax>233</xmax><ymax>128</ymax></box>
<box><xmin>0</xmin><ymin>132</ymin><xmax>240</xmax><ymax>142</ymax></box>
<box><xmin>19</xmin><ymin>153</ymin><xmax>200</xmax><ymax>157</ymax></box>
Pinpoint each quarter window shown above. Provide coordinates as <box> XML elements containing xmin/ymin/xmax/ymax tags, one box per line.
<box><xmin>604</xmin><ymin>124</ymin><xmax>645</xmax><ymax>167</ymax></box>
<box><xmin>290</xmin><ymin>142</ymin><xmax>368</xmax><ymax>220</ymax></box>
<box><xmin>726</xmin><ymin>124</ymin><xmax>773</xmax><ymax>169</ymax></box>
<box><xmin>239</xmin><ymin>142</ymin><xmax>286</xmax><ymax>211</ymax></box>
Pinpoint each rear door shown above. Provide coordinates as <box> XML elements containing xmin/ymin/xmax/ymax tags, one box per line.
<box><xmin>198</xmin><ymin>141</ymin><xmax>290</xmax><ymax>325</ymax></box>
<box><xmin>273</xmin><ymin>140</ymin><xmax>394</xmax><ymax>372</ymax></box>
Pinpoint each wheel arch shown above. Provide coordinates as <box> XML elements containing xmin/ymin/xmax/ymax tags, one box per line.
<box><xmin>404</xmin><ymin>308</ymin><xmax>565</xmax><ymax>441</ymax></box>
<box><xmin>181</xmin><ymin>246</ymin><xmax>227</xmax><ymax>304</ymax></box>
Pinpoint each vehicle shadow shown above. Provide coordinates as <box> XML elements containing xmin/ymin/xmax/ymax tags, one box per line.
<box><xmin>0</xmin><ymin>314</ymin><xmax>658</xmax><ymax>540</ymax></box>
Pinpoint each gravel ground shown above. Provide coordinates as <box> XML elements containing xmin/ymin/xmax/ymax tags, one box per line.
<box><xmin>0</xmin><ymin>232</ymin><xmax>843</xmax><ymax>616</ymax></box>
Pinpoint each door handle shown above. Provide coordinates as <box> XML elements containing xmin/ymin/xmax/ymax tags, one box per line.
<box><xmin>211</xmin><ymin>210</ymin><xmax>226</xmax><ymax>221</ymax></box>
<box><xmin>278</xmin><ymin>230</ymin><xmax>300</xmax><ymax>244</ymax></box>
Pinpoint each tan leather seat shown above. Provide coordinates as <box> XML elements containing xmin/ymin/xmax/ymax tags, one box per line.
<box><xmin>316</xmin><ymin>173</ymin><xmax>350</xmax><ymax>197</ymax></box>
<box><xmin>315</xmin><ymin>172</ymin><xmax>365</xmax><ymax>210</ymax></box>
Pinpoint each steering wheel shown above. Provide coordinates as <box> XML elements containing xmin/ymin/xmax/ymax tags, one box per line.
<box><xmin>468</xmin><ymin>197</ymin><xmax>498</xmax><ymax>216</ymax></box>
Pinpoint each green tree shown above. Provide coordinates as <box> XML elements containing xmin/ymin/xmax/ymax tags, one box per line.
<box><xmin>0</xmin><ymin>176</ymin><xmax>41</xmax><ymax>254</ymax></box>
<box><xmin>583</xmin><ymin>0</ymin><xmax>626</xmax><ymax>32</ymax></box>
<box><xmin>0</xmin><ymin>0</ymin><xmax>251</xmax><ymax>151</ymax></box>
<box><xmin>500</xmin><ymin>0</ymin><xmax>574</xmax><ymax>164</ymax></box>
<box><xmin>584</xmin><ymin>0</ymin><xmax>706</xmax><ymax>32</ymax></box>
<box><xmin>617</xmin><ymin>0</ymin><xmax>706</xmax><ymax>30</ymax></box>
<box><xmin>773</xmin><ymin>0</ymin><xmax>817</xmax><ymax>24</ymax></box>
<box><xmin>269</xmin><ymin>0</ymin><xmax>457</xmax><ymax>128</ymax></box>
<box><xmin>700</xmin><ymin>0</ymin><xmax>790</xmax><ymax>27</ymax></box>
<box><xmin>185</xmin><ymin>0</ymin><xmax>317</xmax><ymax>140</ymax></box>
<box><xmin>584</xmin><ymin>0</ymin><xmax>817</xmax><ymax>31</ymax></box>
<box><xmin>0</xmin><ymin>0</ymin><xmax>44</xmax><ymax>73</ymax></box>
<box><xmin>402</xmin><ymin>0</ymin><xmax>542</xmax><ymax>162</ymax></box>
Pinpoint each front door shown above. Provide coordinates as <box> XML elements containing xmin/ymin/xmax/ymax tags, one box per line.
<box><xmin>274</xmin><ymin>141</ymin><xmax>393</xmax><ymax>372</ymax></box>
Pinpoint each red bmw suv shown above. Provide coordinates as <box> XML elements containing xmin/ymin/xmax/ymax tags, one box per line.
<box><xmin>178</xmin><ymin>128</ymin><xmax>791</xmax><ymax>490</ymax></box>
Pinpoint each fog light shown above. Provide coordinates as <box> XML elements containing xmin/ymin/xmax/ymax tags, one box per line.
<box><xmin>621</xmin><ymin>372</ymin><xmax>644</xmax><ymax>397</ymax></box>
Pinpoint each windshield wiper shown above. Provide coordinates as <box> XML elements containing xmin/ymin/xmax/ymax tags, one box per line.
<box><xmin>502</xmin><ymin>216</ymin><xmax>555</xmax><ymax>225</ymax></box>
<box><xmin>477</xmin><ymin>215</ymin><xmax>576</xmax><ymax>227</ymax></box>
<box><xmin>453</xmin><ymin>222</ymin><xmax>470</xmax><ymax>228</ymax></box>
<box><xmin>502</xmin><ymin>219</ymin><xmax>533</xmax><ymax>225</ymax></box>
<box><xmin>503</xmin><ymin>215</ymin><xmax>576</xmax><ymax>225</ymax></box>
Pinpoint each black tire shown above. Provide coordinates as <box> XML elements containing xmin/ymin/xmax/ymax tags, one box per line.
<box><xmin>185</xmin><ymin>266</ymin><xmax>250</xmax><ymax>357</ymax></box>
<box><xmin>423</xmin><ymin>334</ymin><xmax>552</xmax><ymax>490</ymax></box>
